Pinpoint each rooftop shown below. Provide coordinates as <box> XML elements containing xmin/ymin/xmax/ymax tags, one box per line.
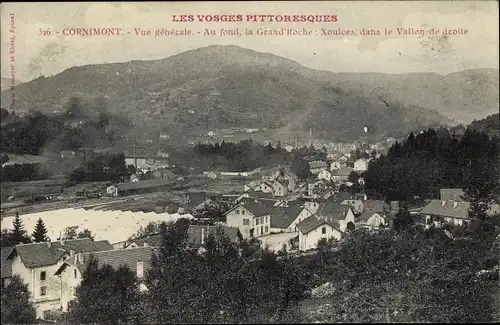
<box><xmin>6</xmin><ymin>238</ymin><xmax>113</xmax><ymax>269</ymax></box>
<box><xmin>420</xmin><ymin>200</ymin><xmax>500</xmax><ymax>219</ymax></box>
<box><xmin>128</xmin><ymin>234</ymin><xmax>163</xmax><ymax>248</ymax></box>
<box><xmin>296</xmin><ymin>215</ymin><xmax>341</xmax><ymax>235</ymax></box>
<box><xmin>362</xmin><ymin>200</ymin><xmax>388</xmax><ymax>214</ymax></box>
<box><xmin>1</xmin><ymin>246</ymin><xmax>14</xmax><ymax>278</ymax></box>
<box><xmin>55</xmin><ymin>246</ymin><xmax>154</xmax><ymax>276</ymax></box>
<box><xmin>269</xmin><ymin>206</ymin><xmax>304</xmax><ymax>229</ymax></box>
<box><xmin>317</xmin><ymin>201</ymin><xmax>350</xmax><ymax>221</ymax></box>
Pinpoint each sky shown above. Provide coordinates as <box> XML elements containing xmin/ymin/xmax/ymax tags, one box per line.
<box><xmin>1</xmin><ymin>1</ymin><xmax>498</xmax><ymax>82</ymax></box>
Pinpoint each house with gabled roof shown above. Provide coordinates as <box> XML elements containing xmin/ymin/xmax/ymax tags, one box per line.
<box><xmin>259</xmin><ymin>181</ymin><xmax>274</xmax><ymax>193</ymax></box>
<box><xmin>225</xmin><ymin>200</ymin><xmax>271</xmax><ymax>238</ymax></box>
<box><xmin>316</xmin><ymin>201</ymin><xmax>356</xmax><ymax>232</ymax></box>
<box><xmin>309</xmin><ymin>161</ymin><xmax>328</xmax><ymax>175</ymax></box>
<box><xmin>330</xmin><ymin>160</ymin><xmax>347</xmax><ymax>171</ymax></box>
<box><xmin>418</xmin><ymin>188</ymin><xmax>500</xmax><ymax>228</ymax></box>
<box><xmin>296</xmin><ymin>215</ymin><xmax>344</xmax><ymax>251</ymax></box>
<box><xmin>54</xmin><ymin>246</ymin><xmax>154</xmax><ymax>312</ymax></box>
<box><xmin>181</xmin><ymin>192</ymin><xmax>215</xmax><ymax>213</ymax></box>
<box><xmin>268</xmin><ymin>205</ymin><xmax>309</xmax><ymax>233</ymax></box>
<box><xmin>273</xmin><ymin>180</ymin><xmax>288</xmax><ymax>197</ymax></box>
<box><xmin>125</xmin><ymin>234</ymin><xmax>163</xmax><ymax>249</ymax></box>
<box><xmin>331</xmin><ymin>167</ymin><xmax>354</xmax><ymax>183</ymax></box>
<box><xmin>420</xmin><ymin>198</ymin><xmax>500</xmax><ymax>229</ymax></box>
<box><xmin>357</xmin><ymin>200</ymin><xmax>390</xmax><ymax>229</ymax></box>
<box><xmin>354</xmin><ymin>158</ymin><xmax>369</xmax><ymax>172</ymax></box>
<box><xmin>5</xmin><ymin>238</ymin><xmax>113</xmax><ymax>319</ymax></box>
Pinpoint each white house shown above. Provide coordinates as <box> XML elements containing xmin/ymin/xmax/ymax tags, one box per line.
<box><xmin>316</xmin><ymin>201</ymin><xmax>356</xmax><ymax>232</ymax></box>
<box><xmin>420</xmin><ymin>196</ymin><xmax>500</xmax><ymax>229</ymax></box>
<box><xmin>296</xmin><ymin>216</ymin><xmax>343</xmax><ymax>251</ymax></box>
<box><xmin>358</xmin><ymin>212</ymin><xmax>386</xmax><ymax>229</ymax></box>
<box><xmin>5</xmin><ymin>239</ymin><xmax>113</xmax><ymax>319</ymax></box>
<box><xmin>284</xmin><ymin>207</ymin><xmax>315</xmax><ymax>232</ymax></box>
<box><xmin>259</xmin><ymin>181</ymin><xmax>274</xmax><ymax>193</ymax></box>
<box><xmin>225</xmin><ymin>201</ymin><xmax>271</xmax><ymax>238</ymax></box>
<box><xmin>273</xmin><ymin>181</ymin><xmax>288</xmax><ymax>197</ymax></box>
<box><xmin>357</xmin><ymin>200</ymin><xmax>391</xmax><ymax>229</ymax></box>
<box><xmin>54</xmin><ymin>246</ymin><xmax>153</xmax><ymax>312</ymax></box>
<box><xmin>330</xmin><ymin>160</ymin><xmax>347</xmax><ymax>171</ymax></box>
<box><xmin>317</xmin><ymin>169</ymin><xmax>332</xmax><ymax>182</ymax></box>
<box><xmin>354</xmin><ymin>158</ymin><xmax>369</xmax><ymax>172</ymax></box>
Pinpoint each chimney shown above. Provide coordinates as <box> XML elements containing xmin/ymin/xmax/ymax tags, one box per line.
<box><xmin>60</xmin><ymin>238</ymin><xmax>65</xmax><ymax>246</ymax></box>
<box><xmin>441</xmin><ymin>201</ymin><xmax>446</xmax><ymax>207</ymax></box>
<box><xmin>453</xmin><ymin>201</ymin><xmax>459</xmax><ymax>208</ymax></box>
<box><xmin>47</xmin><ymin>241</ymin><xmax>52</xmax><ymax>248</ymax></box>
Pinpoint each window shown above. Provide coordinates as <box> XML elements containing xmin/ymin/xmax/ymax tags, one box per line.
<box><xmin>236</xmin><ymin>210</ymin><xmax>240</xmax><ymax>215</ymax></box>
<box><xmin>243</xmin><ymin>219</ymin><xmax>250</xmax><ymax>226</ymax></box>
<box><xmin>265</xmin><ymin>226</ymin><xmax>269</xmax><ymax>233</ymax></box>
<box><xmin>137</xmin><ymin>261</ymin><xmax>144</xmax><ymax>278</ymax></box>
<box><xmin>256</xmin><ymin>218</ymin><xmax>260</xmax><ymax>226</ymax></box>
<box><xmin>40</xmin><ymin>271</ymin><xmax>46</xmax><ymax>281</ymax></box>
<box><xmin>74</xmin><ymin>269</ymin><xmax>77</xmax><ymax>279</ymax></box>
<box><xmin>241</xmin><ymin>210</ymin><xmax>245</xmax><ymax>215</ymax></box>
<box><xmin>40</xmin><ymin>286</ymin><xmax>47</xmax><ymax>296</ymax></box>
<box><xmin>322</xmin><ymin>227</ymin><xmax>326</xmax><ymax>234</ymax></box>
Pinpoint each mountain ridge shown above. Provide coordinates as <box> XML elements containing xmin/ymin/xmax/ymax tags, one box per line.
<box><xmin>1</xmin><ymin>45</ymin><xmax>495</xmax><ymax>142</ymax></box>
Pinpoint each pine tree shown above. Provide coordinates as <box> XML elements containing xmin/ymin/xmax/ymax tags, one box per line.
<box><xmin>11</xmin><ymin>212</ymin><xmax>31</xmax><ymax>245</ymax></box>
<box><xmin>32</xmin><ymin>218</ymin><xmax>49</xmax><ymax>243</ymax></box>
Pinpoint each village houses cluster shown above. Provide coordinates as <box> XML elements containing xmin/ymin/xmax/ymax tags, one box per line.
<box><xmin>2</xmin><ymin>146</ymin><xmax>499</xmax><ymax>321</ymax></box>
